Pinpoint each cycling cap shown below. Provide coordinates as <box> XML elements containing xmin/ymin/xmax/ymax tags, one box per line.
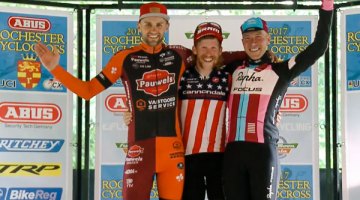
<box><xmin>241</xmin><ymin>17</ymin><xmax>268</xmax><ymax>34</ymax></box>
<box><xmin>194</xmin><ymin>22</ymin><xmax>223</xmax><ymax>44</ymax></box>
<box><xmin>139</xmin><ymin>2</ymin><xmax>170</xmax><ymax>21</ymax></box>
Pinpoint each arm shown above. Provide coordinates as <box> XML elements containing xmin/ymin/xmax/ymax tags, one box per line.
<box><xmin>35</xmin><ymin>42</ymin><xmax>123</xmax><ymax>100</ymax></box>
<box><xmin>288</xmin><ymin>0</ymin><xmax>333</xmax><ymax>78</ymax></box>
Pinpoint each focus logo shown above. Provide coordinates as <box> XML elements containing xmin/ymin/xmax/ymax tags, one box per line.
<box><xmin>0</xmin><ymin>163</ymin><xmax>61</xmax><ymax>176</ymax></box>
<box><xmin>8</xmin><ymin>16</ymin><xmax>51</xmax><ymax>32</ymax></box>
<box><xmin>280</xmin><ymin>94</ymin><xmax>308</xmax><ymax>112</ymax></box>
<box><xmin>105</xmin><ymin>94</ymin><xmax>128</xmax><ymax>112</ymax></box>
<box><xmin>136</xmin><ymin>69</ymin><xmax>175</xmax><ymax>96</ymax></box>
<box><xmin>7</xmin><ymin>188</ymin><xmax>62</xmax><ymax>200</ymax></box>
<box><xmin>0</xmin><ymin>102</ymin><xmax>61</xmax><ymax>124</ymax></box>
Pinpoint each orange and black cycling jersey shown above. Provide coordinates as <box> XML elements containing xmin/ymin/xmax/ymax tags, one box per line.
<box><xmin>50</xmin><ymin>42</ymin><xmax>192</xmax><ymax>143</ymax></box>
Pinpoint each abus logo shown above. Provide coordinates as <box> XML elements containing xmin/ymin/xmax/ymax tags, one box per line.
<box><xmin>8</xmin><ymin>16</ymin><xmax>51</xmax><ymax>32</ymax></box>
<box><xmin>279</xmin><ymin>94</ymin><xmax>308</xmax><ymax>112</ymax></box>
<box><xmin>105</xmin><ymin>94</ymin><xmax>128</xmax><ymax>112</ymax></box>
<box><xmin>136</xmin><ymin>69</ymin><xmax>175</xmax><ymax>96</ymax></box>
<box><xmin>0</xmin><ymin>102</ymin><xmax>61</xmax><ymax>124</ymax></box>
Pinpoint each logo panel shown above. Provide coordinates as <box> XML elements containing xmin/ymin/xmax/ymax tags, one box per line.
<box><xmin>0</xmin><ymin>102</ymin><xmax>62</xmax><ymax>124</ymax></box>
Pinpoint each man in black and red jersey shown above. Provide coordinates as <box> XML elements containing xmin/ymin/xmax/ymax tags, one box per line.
<box><xmin>34</xmin><ymin>2</ymin><xmax>192</xmax><ymax>200</ymax></box>
<box><xmin>222</xmin><ymin>0</ymin><xmax>334</xmax><ymax>199</ymax></box>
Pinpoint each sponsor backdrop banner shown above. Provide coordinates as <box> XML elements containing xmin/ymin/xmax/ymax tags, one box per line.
<box><xmin>341</xmin><ymin>9</ymin><xmax>360</xmax><ymax>200</ymax></box>
<box><xmin>0</xmin><ymin>7</ymin><xmax>73</xmax><ymax>200</ymax></box>
<box><xmin>95</xmin><ymin>15</ymin><xmax>318</xmax><ymax>200</ymax></box>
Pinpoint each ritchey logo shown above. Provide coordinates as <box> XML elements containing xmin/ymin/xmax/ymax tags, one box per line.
<box><xmin>0</xmin><ymin>102</ymin><xmax>61</xmax><ymax>124</ymax></box>
<box><xmin>105</xmin><ymin>94</ymin><xmax>128</xmax><ymax>112</ymax></box>
<box><xmin>0</xmin><ymin>138</ymin><xmax>64</xmax><ymax>153</ymax></box>
<box><xmin>279</xmin><ymin>94</ymin><xmax>308</xmax><ymax>112</ymax></box>
<box><xmin>8</xmin><ymin>16</ymin><xmax>51</xmax><ymax>32</ymax></box>
<box><xmin>136</xmin><ymin>69</ymin><xmax>175</xmax><ymax>96</ymax></box>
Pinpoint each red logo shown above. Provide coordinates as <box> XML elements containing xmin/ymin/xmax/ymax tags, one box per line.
<box><xmin>105</xmin><ymin>94</ymin><xmax>128</xmax><ymax>112</ymax></box>
<box><xmin>136</xmin><ymin>69</ymin><xmax>175</xmax><ymax>96</ymax></box>
<box><xmin>0</xmin><ymin>102</ymin><xmax>62</xmax><ymax>124</ymax></box>
<box><xmin>8</xmin><ymin>16</ymin><xmax>51</xmax><ymax>32</ymax></box>
<box><xmin>280</xmin><ymin>94</ymin><xmax>308</xmax><ymax>112</ymax></box>
<box><xmin>128</xmin><ymin>145</ymin><xmax>144</xmax><ymax>158</ymax></box>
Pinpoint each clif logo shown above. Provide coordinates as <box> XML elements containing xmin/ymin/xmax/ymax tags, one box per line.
<box><xmin>8</xmin><ymin>16</ymin><xmax>51</xmax><ymax>32</ymax></box>
<box><xmin>105</xmin><ymin>94</ymin><xmax>128</xmax><ymax>112</ymax></box>
<box><xmin>280</xmin><ymin>94</ymin><xmax>308</xmax><ymax>112</ymax></box>
<box><xmin>0</xmin><ymin>102</ymin><xmax>61</xmax><ymax>124</ymax></box>
<box><xmin>136</xmin><ymin>69</ymin><xmax>175</xmax><ymax>96</ymax></box>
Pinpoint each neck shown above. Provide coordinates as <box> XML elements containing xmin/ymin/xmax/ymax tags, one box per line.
<box><xmin>195</xmin><ymin>65</ymin><xmax>213</xmax><ymax>78</ymax></box>
<box><xmin>248</xmin><ymin>52</ymin><xmax>272</xmax><ymax>65</ymax></box>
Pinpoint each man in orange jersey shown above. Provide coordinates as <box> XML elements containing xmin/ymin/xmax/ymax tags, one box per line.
<box><xmin>35</xmin><ymin>2</ymin><xmax>191</xmax><ymax>200</ymax></box>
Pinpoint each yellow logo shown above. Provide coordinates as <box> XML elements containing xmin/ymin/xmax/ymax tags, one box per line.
<box><xmin>17</xmin><ymin>54</ymin><xmax>41</xmax><ymax>89</ymax></box>
<box><xmin>0</xmin><ymin>163</ymin><xmax>61</xmax><ymax>176</ymax></box>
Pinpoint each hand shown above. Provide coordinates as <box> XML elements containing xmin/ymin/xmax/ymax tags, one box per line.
<box><xmin>275</xmin><ymin>111</ymin><xmax>282</xmax><ymax>127</ymax></box>
<box><xmin>123</xmin><ymin>111</ymin><xmax>132</xmax><ymax>126</ymax></box>
<box><xmin>321</xmin><ymin>0</ymin><xmax>334</xmax><ymax>11</ymax></box>
<box><xmin>34</xmin><ymin>42</ymin><xmax>60</xmax><ymax>71</ymax></box>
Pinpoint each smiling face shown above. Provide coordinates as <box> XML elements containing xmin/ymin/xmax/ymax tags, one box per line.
<box><xmin>138</xmin><ymin>16</ymin><xmax>169</xmax><ymax>47</ymax></box>
<box><xmin>192</xmin><ymin>37</ymin><xmax>222</xmax><ymax>71</ymax></box>
<box><xmin>242</xmin><ymin>30</ymin><xmax>270</xmax><ymax>60</ymax></box>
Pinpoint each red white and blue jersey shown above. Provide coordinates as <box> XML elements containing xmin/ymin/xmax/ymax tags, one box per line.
<box><xmin>178</xmin><ymin>67</ymin><xmax>231</xmax><ymax>155</ymax></box>
<box><xmin>225</xmin><ymin>9</ymin><xmax>333</xmax><ymax>144</ymax></box>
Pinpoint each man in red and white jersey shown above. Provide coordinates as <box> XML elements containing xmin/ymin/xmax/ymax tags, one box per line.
<box><xmin>178</xmin><ymin>22</ymin><xmax>229</xmax><ymax>200</ymax></box>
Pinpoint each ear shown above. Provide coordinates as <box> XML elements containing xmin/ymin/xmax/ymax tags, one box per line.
<box><xmin>266</xmin><ymin>34</ymin><xmax>271</xmax><ymax>45</ymax></box>
<box><xmin>192</xmin><ymin>45</ymin><xmax>197</xmax><ymax>55</ymax></box>
<box><xmin>137</xmin><ymin>22</ymin><xmax>141</xmax><ymax>33</ymax></box>
<box><xmin>165</xmin><ymin>22</ymin><xmax>170</xmax><ymax>32</ymax></box>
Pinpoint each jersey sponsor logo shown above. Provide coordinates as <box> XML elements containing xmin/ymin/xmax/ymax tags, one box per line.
<box><xmin>0</xmin><ymin>138</ymin><xmax>64</xmax><ymax>152</ymax></box>
<box><xmin>232</xmin><ymin>68</ymin><xmax>278</xmax><ymax>95</ymax></box>
<box><xmin>6</xmin><ymin>188</ymin><xmax>62</xmax><ymax>200</ymax></box>
<box><xmin>148</xmin><ymin>97</ymin><xmax>176</xmax><ymax>110</ymax></box>
<box><xmin>17</xmin><ymin>54</ymin><xmax>41</xmax><ymax>89</ymax></box>
<box><xmin>8</xmin><ymin>16</ymin><xmax>51</xmax><ymax>32</ymax></box>
<box><xmin>0</xmin><ymin>79</ymin><xmax>16</xmax><ymax>89</ymax></box>
<box><xmin>42</xmin><ymin>78</ymin><xmax>63</xmax><ymax>91</ymax></box>
<box><xmin>127</xmin><ymin>145</ymin><xmax>144</xmax><ymax>158</ymax></box>
<box><xmin>0</xmin><ymin>163</ymin><xmax>61</xmax><ymax>176</ymax></box>
<box><xmin>0</xmin><ymin>102</ymin><xmax>62</xmax><ymax>124</ymax></box>
<box><xmin>135</xmin><ymin>99</ymin><xmax>146</xmax><ymax>111</ymax></box>
<box><xmin>136</xmin><ymin>69</ymin><xmax>175</xmax><ymax>96</ymax></box>
<box><xmin>105</xmin><ymin>94</ymin><xmax>128</xmax><ymax>112</ymax></box>
<box><xmin>124</xmin><ymin>168</ymin><xmax>138</xmax><ymax>175</ymax></box>
<box><xmin>280</xmin><ymin>94</ymin><xmax>308</xmax><ymax>112</ymax></box>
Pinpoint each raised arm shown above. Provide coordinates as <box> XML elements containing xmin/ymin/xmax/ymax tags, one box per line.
<box><xmin>289</xmin><ymin>0</ymin><xmax>334</xmax><ymax>78</ymax></box>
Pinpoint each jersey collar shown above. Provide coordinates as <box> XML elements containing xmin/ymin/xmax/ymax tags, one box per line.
<box><xmin>140</xmin><ymin>42</ymin><xmax>164</xmax><ymax>54</ymax></box>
